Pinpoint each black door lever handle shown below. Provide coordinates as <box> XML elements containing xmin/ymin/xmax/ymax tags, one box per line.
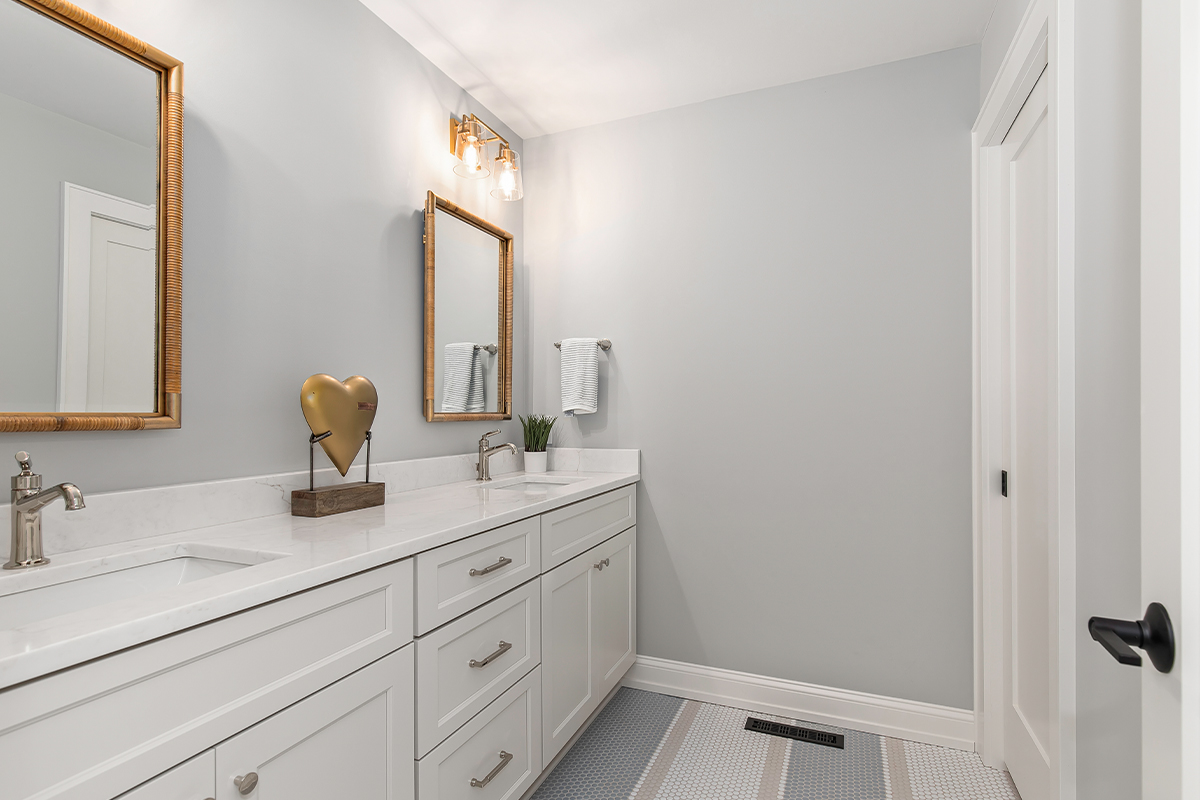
<box><xmin>1088</xmin><ymin>602</ymin><xmax>1175</xmax><ymax>673</ymax></box>
<box><xmin>1090</xmin><ymin>624</ymin><xmax>1142</xmax><ymax>666</ymax></box>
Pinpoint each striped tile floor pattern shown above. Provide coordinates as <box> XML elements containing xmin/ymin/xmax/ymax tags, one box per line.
<box><xmin>531</xmin><ymin>689</ymin><xmax>1020</xmax><ymax>800</ymax></box>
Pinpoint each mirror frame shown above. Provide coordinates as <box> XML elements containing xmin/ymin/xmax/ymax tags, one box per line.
<box><xmin>0</xmin><ymin>0</ymin><xmax>183</xmax><ymax>432</ymax></box>
<box><xmin>423</xmin><ymin>191</ymin><xmax>513</xmax><ymax>422</ymax></box>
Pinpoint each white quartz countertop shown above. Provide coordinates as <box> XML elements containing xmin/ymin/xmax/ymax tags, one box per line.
<box><xmin>0</xmin><ymin>469</ymin><xmax>638</xmax><ymax>690</ymax></box>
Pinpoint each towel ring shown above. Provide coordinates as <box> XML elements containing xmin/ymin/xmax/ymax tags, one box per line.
<box><xmin>554</xmin><ymin>339</ymin><xmax>611</xmax><ymax>351</ymax></box>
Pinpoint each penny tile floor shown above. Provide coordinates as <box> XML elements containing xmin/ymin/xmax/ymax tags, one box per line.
<box><xmin>530</xmin><ymin>688</ymin><xmax>1020</xmax><ymax>800</ymax></box>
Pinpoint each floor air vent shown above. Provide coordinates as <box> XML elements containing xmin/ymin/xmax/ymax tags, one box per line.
<box><xmin>744</xmin><ymin>717</ymin><xmax>845</xmax><ymax>749</ymax></box>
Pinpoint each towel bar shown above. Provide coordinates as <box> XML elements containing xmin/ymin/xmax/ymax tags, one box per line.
<box><xmin>554</xmin><ymin>339</ymin><xmax>611</xmax><ymax>351</ymax></box>
<box><xmin>474</xmin><ymin>343</ymin><xmax>498</xmax><ymax>355</ymax></box>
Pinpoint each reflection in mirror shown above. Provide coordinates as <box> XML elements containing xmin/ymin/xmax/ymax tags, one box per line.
<box><xmin>424</xmin><ymin>192</ymin><xmax>513</xmax><ymax>422</ymax></box>
<box><xmin>0</xmin><ymin>0</ymin><xmax>159</xmax><ymax>413</ymax></box>
<box><xmin>435</xmin><ymin>209</ymin><xmax>500</xmax><ymax>413</ymax></box>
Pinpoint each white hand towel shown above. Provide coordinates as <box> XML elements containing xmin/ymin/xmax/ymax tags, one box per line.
<box><xmin>442</xmin><ymin>342</ymin><xmax>483</xmax><ymax>413</ymax></box>
<box><xmin>465</xmin><ymin>346</ymin><xmax>486</xmax><ymax>413</ymax></box>
<box><xmin>560</xmin><ymin>337</ymin><xmax>599</xmax><ymax>416</ymax></box>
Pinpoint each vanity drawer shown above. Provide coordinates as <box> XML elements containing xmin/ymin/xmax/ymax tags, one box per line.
<box><xmin>416</xmin><ymin>579</ymin><xmax>541</xmax><ymax>756</ymax></box>
<box><xmin>417</xmin><ymin>667</ymin><xmax>542</xmax><ymax>800</ymax></box>
<box><xmin>0</xmin><ymin>559</ymin><xmax>413</xmax><ymax>800</ymax></box>
<box><xmin>541</xmin><ymin>485</ymin><xmax>635</xmax><ymax>570</ymax></box>
<box><xmin>416</xmin><ymin>517</ymin><xmax>540</xmax><ymax>634</ymax></box>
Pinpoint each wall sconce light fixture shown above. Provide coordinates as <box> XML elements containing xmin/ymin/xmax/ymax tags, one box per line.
<box><xmin>449</xmin><ymin>113</ymin><xmax>523</xmax><ymax>201</ymax></box>
<box><xmin>491</xmin><ymin>146</ymin><xmax>523</xmax><ymax>201</ymax></box>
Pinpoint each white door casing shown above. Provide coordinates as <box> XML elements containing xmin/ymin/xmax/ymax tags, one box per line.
<box><xmin>973</xmin><ymin>0</ymin><xmax>1076</xmax><ymax>797</ymax></box>
<box><xmin>1140</xmin><ymin>2</ymin><xmax>1200</xmax><ymax>798</ymax></box>
<box><xmin>59</xmin><ymin>182</ymin><xmax>156</xmax><ymax>413</ymax></box>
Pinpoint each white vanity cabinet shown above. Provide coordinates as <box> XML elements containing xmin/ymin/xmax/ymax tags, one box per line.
<box><xmin>3</xmin><ymin>478</ymin><xmax>639</xmax><ymax>800</ymax></box>
<box><xmin>412</xmin><ymin>484</ymin><xmax>637</xmax><ymax>793</ymax></box>
<box><xmin>1</xmin><ymin>560</ymin><xmax>414</xmax><ymax>800</ymax></box>
<box><xmin>541</xmin><ymin>526</ymin><xmax>636</xmax><ymax>761</ymax></box>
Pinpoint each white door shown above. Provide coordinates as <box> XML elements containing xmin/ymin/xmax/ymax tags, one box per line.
<box><xmin>117</xmin><ymin>752</ymin><xmax>215</xmax><ymax>800</ymax></box>
<box><xmin>86</xmin><ymin>216</ymin><xmax>156</xmax><ymax>411</ymax></box>
<box><xmin>214</xmin><ymin>647</ymin><xmax>414</xmax><ymax>800</ymax></box>
<box><xmin>58</xmin><ymin>182</ymin><xmax>157</xmax><ymax>413</ymax></box>
<box><xmin>541</xmin><ymin>546</ymin><xmax>596</xmax><ymax>762</ymax></box>
<box><xmin>592</xmin><ymin>527</ymin><xmax>636</xmax><ymax>700</ymax></box>
<box><xmin>1138</xmin><ymin>3</ymin><xmax>1198</xmax><ymax>797</ymax></box>
<box><xmin>999</xmin><ymin>70</ymin><xmax>1055</xmax><ymax>800</ymax></box>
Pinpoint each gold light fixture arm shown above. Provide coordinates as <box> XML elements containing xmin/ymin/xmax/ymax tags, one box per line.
<box><xmin>449</xmin><ymin>113</ymin><xmax>509</xmax><ymax>154</ymax></box>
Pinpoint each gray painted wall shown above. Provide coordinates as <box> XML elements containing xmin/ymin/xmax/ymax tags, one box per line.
<box><xmin>525</xmin><ymin>47</ymin><xmax>979</xmax><ymax>709</ymax></box>
<box><xmin>1</xmin><ymin>0</ymin><xmax>524</xmax><ymax>493</ymax></box>
<box><xmin>1074</xmin><ymin>2</ymin><xmax>1141</xmax><ymax>797</ymax></box>
<box><xmin>980</xmin><ymin>0</ymin><xmax>1033</xmax><ymax>102</ymax></box>
<box><xmin>0</xmin><ymin>91</ymin><xmax>155</xmax><ymax>410</ymax></box>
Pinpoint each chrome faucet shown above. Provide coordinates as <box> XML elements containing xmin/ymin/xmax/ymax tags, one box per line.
<box><xmin>476</xmin><ymin>430</ymin><xmax>517</xmax><ymax>482</ymax></box>
<box><xmin>6</xmin><ymin>452</ymin><xmax>85</xmax><ymax>569</ymax></box>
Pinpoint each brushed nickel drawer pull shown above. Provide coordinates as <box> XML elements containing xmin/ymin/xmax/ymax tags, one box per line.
<box><xmin>593</xmin><ymin>557</ymin><xmax>610</xmax><ymax>571</ymax></box>
<box><xmin>470</xmin><ymin>750</ymin><xmax>513</xmax><ymax>788</ymax></box>
<box><xmin>469</xmin><ymin>640</ymin><xmax>513</xmax><ymax>669</ymax></box>
<box><xmin>470</xmin><ymin>556</ymin><xmax>512</xmax><ymax>577</ymax></box>
<box><xmin>234</xmin><ymin>772</ymin><xmax>259</xmax><ymax>795</ymax></box>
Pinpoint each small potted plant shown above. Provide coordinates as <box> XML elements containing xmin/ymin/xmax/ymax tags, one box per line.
<box><xmin>520</xmin><ymin>414</ymin><xmax>556</xmax><ymax>473</ymax></box>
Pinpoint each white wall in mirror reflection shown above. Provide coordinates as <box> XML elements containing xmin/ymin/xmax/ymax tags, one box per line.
<box><xmin>0</xmin><ymin>0</ymin><xmax>158</xmax><ymax>413</ymax></box>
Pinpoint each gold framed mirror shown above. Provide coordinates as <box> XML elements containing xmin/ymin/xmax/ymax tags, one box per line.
<box><xmin>0</xmin><ymin>0</ymin><xmax>182</xmax><ymax>431</ymax></box>
<box><xmin>423</xmin><ymin>191</ymin><xmax>513</xmax><ymax>422</ymax></box>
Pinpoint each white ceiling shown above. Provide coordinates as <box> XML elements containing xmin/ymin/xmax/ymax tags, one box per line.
<box><xmin>360</xmin><ymin>0</ymin><xmax>998</xmax><ymax>139</ymax></box>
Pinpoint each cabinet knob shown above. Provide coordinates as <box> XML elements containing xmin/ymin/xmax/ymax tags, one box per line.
<box><xmin>234</xmin><ymin>772</ymin><xmax>259</xmax><ymax>795</ymax></box>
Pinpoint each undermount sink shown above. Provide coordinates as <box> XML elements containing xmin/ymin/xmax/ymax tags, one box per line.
<box><xmin>481</xmin><ymin>475</ymin><xmax>585</xmax><ymax>494</ymax></box>
<box><xmin>0</xmin><ymin>543</ymin><xmax>286</xmax><ymax>630</ymax></box>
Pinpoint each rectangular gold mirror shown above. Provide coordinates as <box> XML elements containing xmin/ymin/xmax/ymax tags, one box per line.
<box><xmin>423</xmin><ymin>192</ymin><xmax>513</xmax><ymax>422</ymax></box>
<box><xmin>0</xmin><ymin>0</ymin><xmax>182</xmax><ymax>431</ymax></box>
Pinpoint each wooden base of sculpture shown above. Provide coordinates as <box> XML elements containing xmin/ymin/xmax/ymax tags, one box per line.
<box><xmin>291</xmin><ymin>481</ymin><xmax>385</xmax><ymax>517</ymax></box>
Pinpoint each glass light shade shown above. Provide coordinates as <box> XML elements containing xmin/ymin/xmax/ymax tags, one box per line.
<box><xmin>453</xmin><ymin>117</ymin><xmax>491</xmax><ymax>179</ymax></box>
<box><xmin>490</xmin><ymin>146</ymin><xmax>523</xmax><ymax>201</ymax></box>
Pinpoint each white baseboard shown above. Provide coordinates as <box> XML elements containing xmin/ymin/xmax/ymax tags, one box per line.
<box><xmin>622</xmin><ymin>655</ymin><xmax>975</xmax><ymax>752</ymax></box>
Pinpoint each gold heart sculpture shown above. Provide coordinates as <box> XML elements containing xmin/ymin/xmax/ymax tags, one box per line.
<box><xmin>300</xmin><ymin>374</ymin><xmax>378</xmax><ymax>476</ymax></box>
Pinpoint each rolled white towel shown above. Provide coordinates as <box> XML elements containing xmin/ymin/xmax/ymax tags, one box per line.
<box><xmin>560</xmin><ymin>337</ymin><xmax>599</xmax><ymax>416</ymax></box>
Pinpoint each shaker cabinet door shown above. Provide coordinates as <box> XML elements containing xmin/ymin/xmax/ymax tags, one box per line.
<box><xmin>591</xmin><ymin>527</ymin><xmax>636</xmax><ymax>700</ymax></box>
<box><xmin>540</xmin><ymin>547</ymin><xmax>596</xmax><ymax>762</ymax></box>
<box><xmin>540</xmin><ymin>526</ymin><xmax>637</xmax><ymax>764</ymax></box>
<box><xmin>214</xmin><ymin>646</ymin><xmax>414</xmax><ymax>800</ymax></box>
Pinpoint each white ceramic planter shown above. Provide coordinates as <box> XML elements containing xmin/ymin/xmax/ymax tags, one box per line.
<box><xmin>524</xmin><ymin>451</ymin><xmax>547</xmax><ymax>473</ymax></box>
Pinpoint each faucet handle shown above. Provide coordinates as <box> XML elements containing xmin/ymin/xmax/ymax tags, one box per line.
<box><xmin>479</xmin><ymin>429</ymin><xmax>502</xmax><ymax>445</ymax></box>
<box><xmin>14</xmin><ymin>452</ymin><xmax>32</xmax><ymax>474</ymax></box>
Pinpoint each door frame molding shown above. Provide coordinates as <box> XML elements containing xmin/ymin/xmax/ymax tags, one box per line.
<box><xmin>972</xmin><ymin>0</ymin><xmax>1076</xmax><ymax>795</ymax></box>
<box><xmin>1140</xmin><ymin>2</ymin><xmax>1200</xmax><ymax>797</ymax></box>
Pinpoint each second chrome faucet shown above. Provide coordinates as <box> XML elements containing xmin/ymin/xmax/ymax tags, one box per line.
<box><xmin>476</xmin><ymin>430</ymin><xmax>516</xmax><ymax>482</ymax></box>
